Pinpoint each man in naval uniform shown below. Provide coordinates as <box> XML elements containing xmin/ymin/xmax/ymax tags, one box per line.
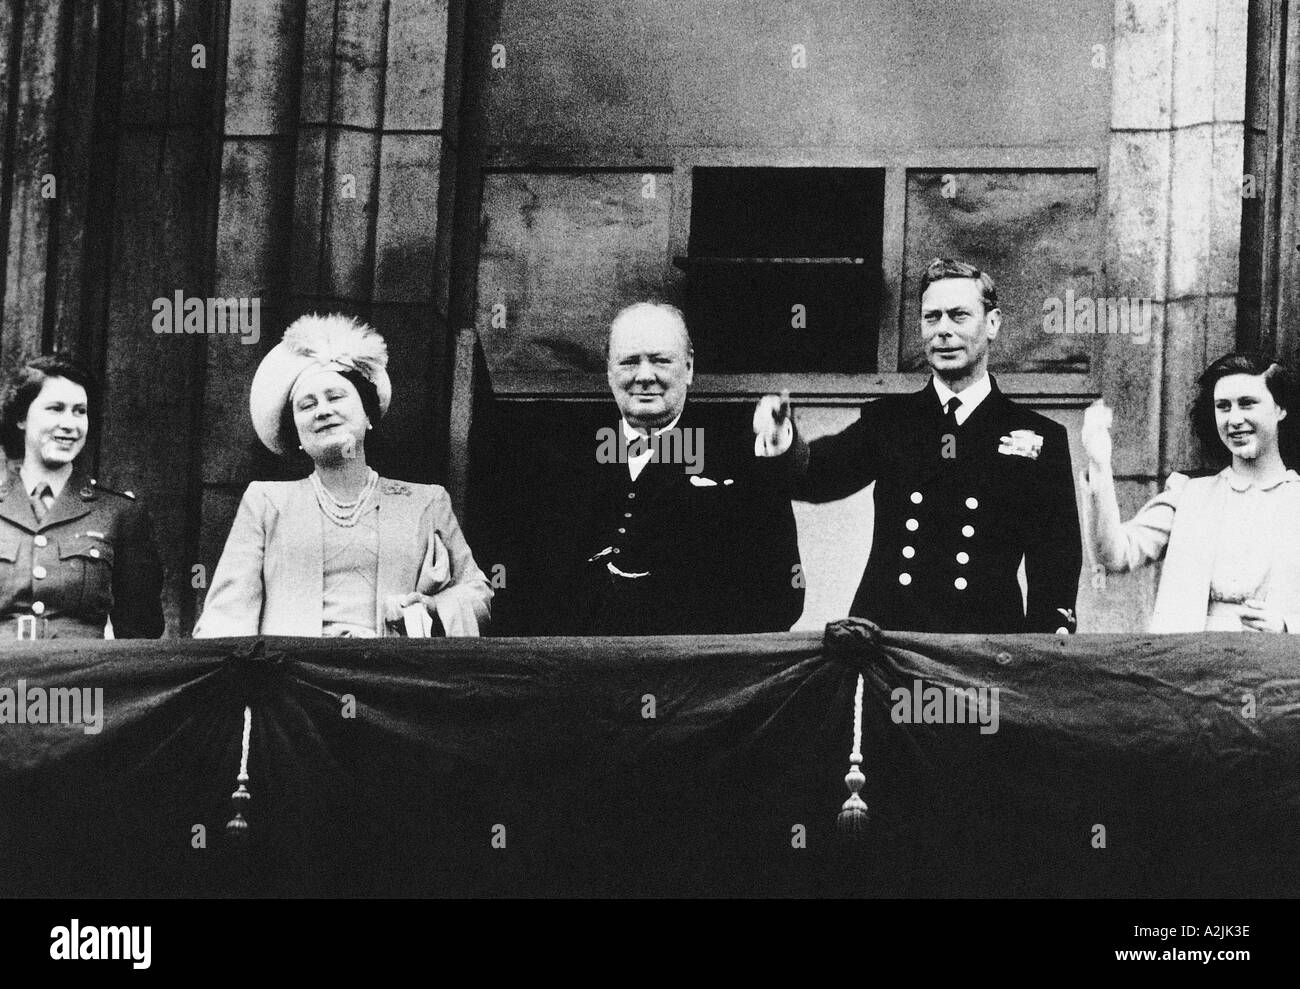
<box><xmin>754</xmin><ymin>258</ymin><xmax>1082</xmax><ymax>634</ymax></box>
<box><xmin>506</xmin><ymin>301</ymin><xmax>804</xmax><ymax>635</ymax></box>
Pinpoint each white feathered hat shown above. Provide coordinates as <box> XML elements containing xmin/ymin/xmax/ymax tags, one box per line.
<box><xmin>249</xmin><ymin>313</ymin><xmax>391</xmax><ymax>454</ymax></box>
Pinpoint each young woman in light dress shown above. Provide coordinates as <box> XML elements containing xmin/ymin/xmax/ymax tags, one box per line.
<box><xmin>1081</xmin><ymin>352</ymin><xmax>1300</xmax><ymax>633</ymax></box>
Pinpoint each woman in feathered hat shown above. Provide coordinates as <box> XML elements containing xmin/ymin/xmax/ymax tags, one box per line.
<box><xmin>193</xmin><ymin>314</ymin><xmax>492</xmax><ymax>637</ymax></box>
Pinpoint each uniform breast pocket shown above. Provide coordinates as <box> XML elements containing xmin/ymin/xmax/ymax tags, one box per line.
<box><xmin>59</xmin><ymin>536</ymin><xmax>116</xmax><ymax>610</ymax></box>
<box><xmin>0</xmin><ymin>532</ymin><xmax>18</xmax><ymax>564</ymax></box>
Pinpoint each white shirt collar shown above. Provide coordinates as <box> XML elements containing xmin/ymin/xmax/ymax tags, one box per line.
<box><xmin>1222</xmin><ymin>466</ymin><xmax>1300</xmax><ymax>493</ymax></box>
<box><xmin>621</xmin><ymin>411</ymin><xmax>684</xmax><ymax>481</ymax></box>
<box><xmin>620</xmin><ymin>410</ymin><xmax>684</xmax><ymax>444</ymax></box>
<box><xmin>931</xmin><ymin>373</ymin><xmax>992</xmax><ymax>426</ymax></box>
<box><xmin>19</xmin><ymin>465</ymin><xmax>70</xmax><ymax>500</ymax></box>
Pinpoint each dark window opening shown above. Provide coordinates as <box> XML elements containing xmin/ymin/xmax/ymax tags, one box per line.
<box><xmin>682</xmin><ymin>167</ymin><xmax>885</xmax><ymax>373</ymax></box>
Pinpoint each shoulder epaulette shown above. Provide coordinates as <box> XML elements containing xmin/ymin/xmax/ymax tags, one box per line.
<box><xmin>89</xmin><ymin>478</ymin><xmax>136</xmax><ymax>500</ymax></box>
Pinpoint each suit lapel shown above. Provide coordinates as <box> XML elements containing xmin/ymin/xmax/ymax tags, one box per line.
<box><xmin>38</xmin><ymin>469</ymin><xmax>95</xmax><ymax>531</ymax></box>
<box><xmin>959</xmin><ymin>379</ymin><xmax>999</xmax><ymax>433</ymax></box>
<box><xmin>926</xmin><ymin>376</ymin><xmax>1017</xmax><ymax>483</ymax></box>
<box><xmin>594</xmin><ymin>432</ymin><xmax>628</xmax><ymax>494</ymax></box>
<box><xmin>285</xmin><ymin>479</ymin><xmax>325</xmax><ymax>634</ymax></box>
<box><xmin>376</xmin><ymin>484</ymin><xmax>398</xmax><ymax>627</ymax></box>
<box><xmin>1153</xmin><ymin>474</ymin><xmax>1223</xmax><ymax>629</ymax></box>
<box><xmin>0</xmin><ymin>467</ymin><xmax>94</xmax><ymax>532</ymax></box>
<box><xmin>903</xmin><ymin>384</ymin><xmax>951</xmax><ymax>488</ymax></box>
<box><xmin>0</xmin><ymin>468</ymin><xmax>37</xmax><ymax>533</ymax></box>
<box><xmin>375</xmin><ymin>480</ymin><xmax>424</xmax><ymax>630</ymax></box>
<box><xmin>904</xmin><ymin>377</ymin><xmax>1017</xmax><ymax>487</ymax></box>
<box><xmin>637</xmin><ymin>426</ymin><xmax>681</xmax><ymax>488</ymax></box>
<box><xmin>971</xmin><ymin>380</ymin><xmax>1043</xmax><ymax>484</ymax></box>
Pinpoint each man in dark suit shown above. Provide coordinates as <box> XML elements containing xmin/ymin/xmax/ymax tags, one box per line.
<box><xmin>508</xmin><ymin>301</ymin><xmax>804</xmax><ymax>635</ymax></box>
<box><xmin>754</xmin><ymin>258</ymin><xmax>1081</xmax><ymax>633</ymax></box>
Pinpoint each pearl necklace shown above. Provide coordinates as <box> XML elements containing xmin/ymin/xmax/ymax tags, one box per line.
<box><xmin>310</xmin><ymin>469</ymin><xmax>378</xmax><ymax>527</ymax></box>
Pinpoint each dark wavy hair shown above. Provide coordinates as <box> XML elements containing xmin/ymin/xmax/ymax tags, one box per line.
<box><xmin>918</xmin><ymin>257</ymin><xmax>999</xmax><ymax>313</ymax></box>
<box><xmin>0</xmin><ymin>354</ymin><xmax>99</xmax><ymax>461</ymax></box>
<box><xmin>1190</xmin><ymin>352</ymin><xmax>1298</xmax><ymax>468</ymax></box>
<box><xmin>277</xmin><ymin>366</ymin><xmax>383</xmax><ymax>457</ymax></box>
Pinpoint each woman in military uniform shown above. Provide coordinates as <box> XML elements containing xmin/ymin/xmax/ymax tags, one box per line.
<box><xmin>192</xmin><ymin>314</ymin><xmax>492</xmax><ymax>638</ymax></box>
<box><xmin>0</xmin><ymin>355</ymin><xmax>164</xmax><ymax>639</ymax></box>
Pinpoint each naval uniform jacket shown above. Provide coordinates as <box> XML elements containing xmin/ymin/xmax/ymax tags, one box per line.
<box><xmin>0</xmin><ymin>467</ymin><xmax>164</xmax><ymax>638</ymax></box>
<box><xmin>193</xmin><ymin>477</ymin><xmax>492</xmax><ymax>637</ymax></box>
<box><xmin>789</xmin><ymin>377</ymin><xmax>1082</xmax><ymax>633</ymax></box>
<box><xmin>510</xmin><ymin>409</ymin><xmax>804</xmax><ymax>635</ymax></box>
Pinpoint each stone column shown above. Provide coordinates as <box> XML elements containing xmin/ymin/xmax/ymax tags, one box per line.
<box><xmin>1090</xmin><ymin>0</ymin><xmax>1247</xmax><ymax>629</ymax></box>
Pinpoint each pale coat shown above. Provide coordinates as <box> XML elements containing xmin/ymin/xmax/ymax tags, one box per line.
<box><xmin>193</xmin><ymin>477</ymin><xmax>491</xmax><ymax>637</ymax></box>
<box><xmin>1083</xmin><ymin>467</ymin><xmax>1300</xmax><ymax>633</ymax></box>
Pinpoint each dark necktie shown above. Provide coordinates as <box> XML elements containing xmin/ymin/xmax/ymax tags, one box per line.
<box><xmin>942</xmin><ymin>395</ymin><xmax>962</xmax><ymax>431</ymax></box>
<box><xmin>30</xmin><ymin>483</ymin><xmax>53</xmax><ymax>524</ymax></box>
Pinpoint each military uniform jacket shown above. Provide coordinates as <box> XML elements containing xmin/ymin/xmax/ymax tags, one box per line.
<box><xmin>791</xmin><ymin>378</ymin><xmax>1082</xmax><ymax>633</ymax></box>
<box><xmin>0</xmin><ymin>467</ymin><xmax>164</xmax><ymax>638</ymax></box>
<box><xmin>509</xmin><ymin>410</ymin><xmax>804</xmax><ymax>635</ymax></box>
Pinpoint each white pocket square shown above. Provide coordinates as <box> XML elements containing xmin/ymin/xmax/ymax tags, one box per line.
<box><xmin>689</xmin><ymin>475</ymin><xmax>718</xmax><ymax>486</ymax></box>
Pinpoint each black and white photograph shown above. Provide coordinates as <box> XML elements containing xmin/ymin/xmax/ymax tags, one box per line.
<box><xmin>0</xmin><ymin>0</ymin><xmax>1295</xmax><ymax>971</ymax></box>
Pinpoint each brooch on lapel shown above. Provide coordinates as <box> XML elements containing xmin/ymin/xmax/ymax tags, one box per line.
<box><xmin>998</xmin><ymin>430</ymin><xmax>1043</xmax><ymax>459</ymax></box>
<box><xmin>381</xmin><ymin>480</ymin><xmax>411</xmax><ymax>496</ymax></box>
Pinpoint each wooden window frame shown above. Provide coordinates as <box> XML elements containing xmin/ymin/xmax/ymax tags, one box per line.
<box><xmin>480</xmin><ymin>144</ymin><xmax>1104</xmax><ymax>402</ymax></box>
